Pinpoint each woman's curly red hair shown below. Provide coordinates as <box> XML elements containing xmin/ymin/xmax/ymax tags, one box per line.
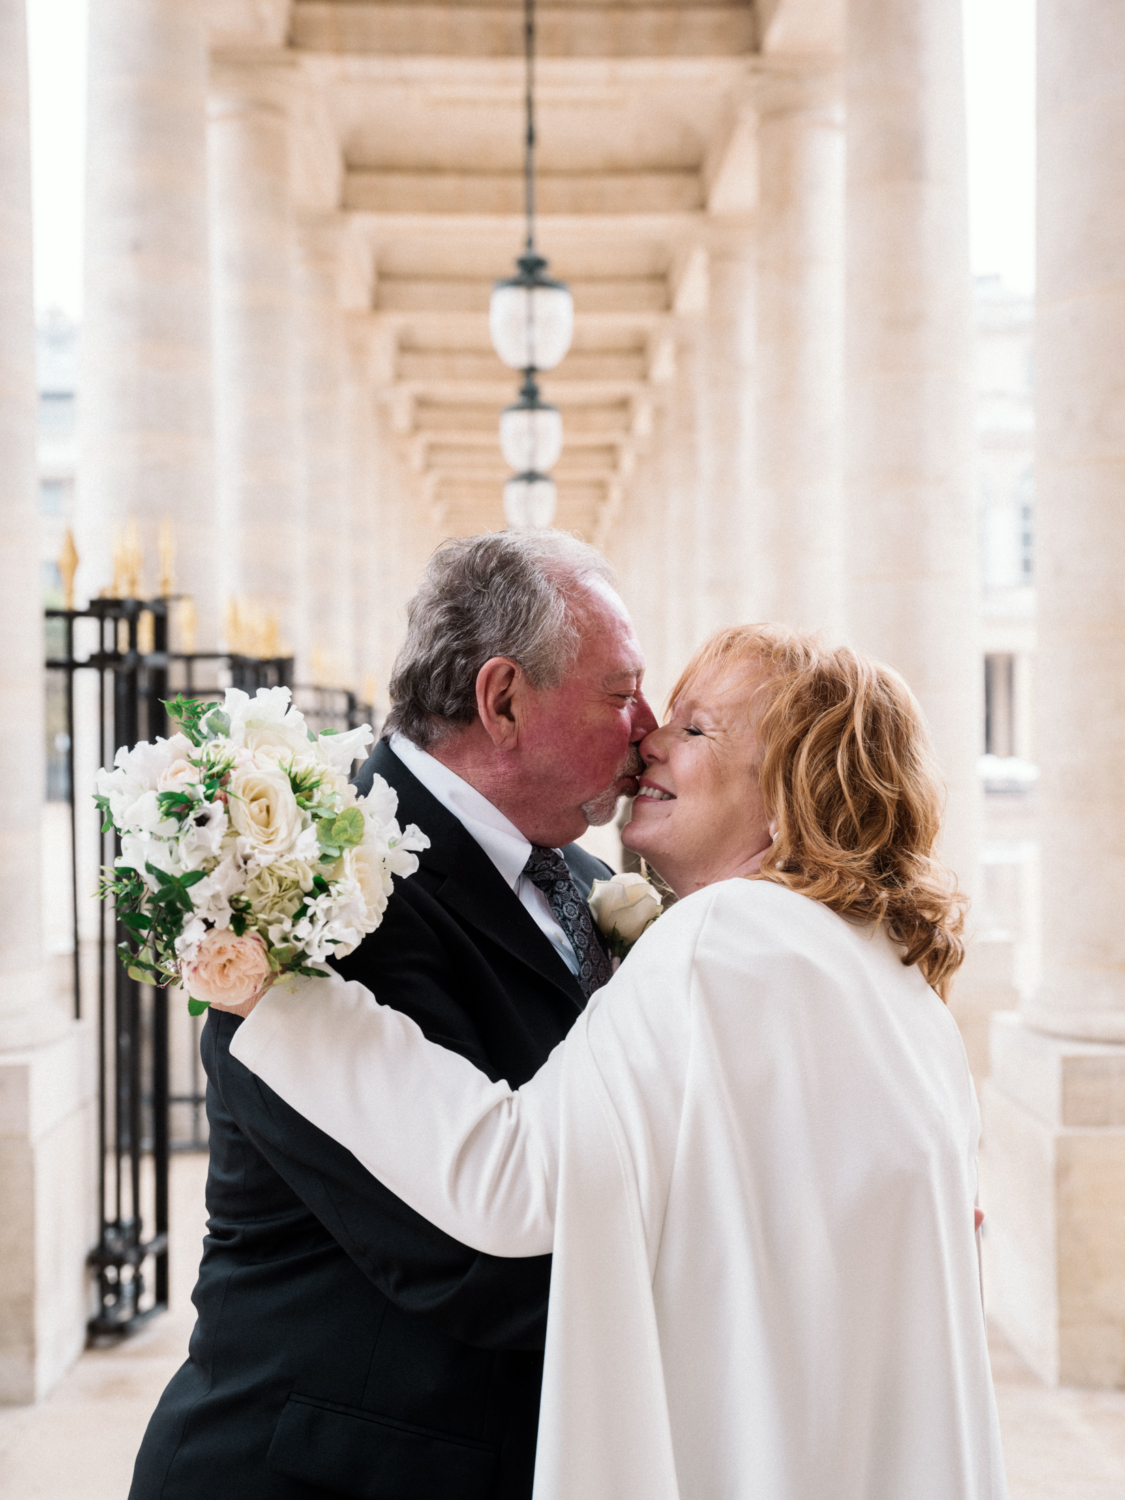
<box><xmin>669</xmin><ymin>625</ymin><xmax>968</xmax><ymax>999</ymax></box>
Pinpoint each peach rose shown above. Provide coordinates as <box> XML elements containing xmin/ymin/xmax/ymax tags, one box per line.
<box><xmin>182</xmin><ymin>930</ymin><xmax>272</xmax><ymax>1009</ymax></box>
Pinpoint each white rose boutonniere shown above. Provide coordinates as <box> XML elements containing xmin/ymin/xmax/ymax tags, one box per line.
<box><xmin>588</xmin><ymin>872</ymin><xmax>663</xmax><ymax>961</ymax></box>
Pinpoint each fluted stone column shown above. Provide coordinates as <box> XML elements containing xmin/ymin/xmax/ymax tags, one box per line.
<box><xmin>209</xmin><ymin>64</ymin><xmax>308</xmax><ymax>669</ymax></box>
<box><xmin>844</xmin><ymin>0</ymin><xmax>980</xmax><ymax>896</ymax></box>
<box><xmin>0</xmin><ymin>0</ymin><xmax>92</xmax><ymax>1402</ymax></box>
<box><xmin>297</xmin><ymin>219</ymin><xmax>353</xmax><ymax>688</ymax></box>
<box><xmin>983</xmin><ymin>0</ymin><xmax>1125</xmax><ymax>1388</ymax></box>
<box><xmin>754</xmin><ymin>69</ymin><xmax>845</xmax><ymax>634</ymax></box>
<box><xmin>696</xmin><ymin>233</ymin><xmax>758</xmax><ymax>634</ymax></box>
<box><xmin>77</xmin><ymin>0</ymin><xmax>216</xmax><ymax>632</ymax></box>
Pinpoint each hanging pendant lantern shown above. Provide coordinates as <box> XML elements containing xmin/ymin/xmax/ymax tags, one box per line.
<box><xmin>499</xmin><ymin>375</ymin><xmax>563</xmax><ymax>472</ymax></box>
<box><xmin>503</xmin><ymin>472</ymin><xmax>557</xmax><ymax>530</ymax></box>
<box><xmin>490</xmin><ymin>254</ymin><xmax>574</xmax><ymax>372</ymax></box>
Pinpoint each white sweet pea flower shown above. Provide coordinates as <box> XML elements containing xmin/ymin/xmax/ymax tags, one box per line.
<box><xmin>223</xmin><ymin>685</ymin><xmax>299</xmax><ymax>746</ymax></box>
<box><xmin>189</xmin><ymin>852</ymin><xmax>246</xmax><ymax>929</ymax></box>
<box><xmin>177</xmin><ymin>800</ymin><xmax>229</xmax><ymax>869</ymax></box>
<box><xmin>358</xmin><ymin>773</ymin><xmax>401</xmax><ymax>829</ymax></box>
<box><xmin>243</xmin><ymin>721</ymin><xmax>314</xmax><ymax>763</ymax></box>
<box><xmin>97</xmin><ymin>733</ymin><xmax>196</xmax><ymax>829</ymax></box>
<box><xmin>174</xmin><ymin>915</ymin><xmax>208</xmax><ymax>963</ymax></box>
<box><xmin>317</xmin><ymin>724</ymin><xmax>374</xmax><ymax>774</ymax></box>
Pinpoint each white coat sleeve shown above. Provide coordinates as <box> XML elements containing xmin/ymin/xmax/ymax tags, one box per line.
<box><xmin>229</xmin><ymin>970</ymin><xmax>566</xmax><ymax>1256</ymax></box>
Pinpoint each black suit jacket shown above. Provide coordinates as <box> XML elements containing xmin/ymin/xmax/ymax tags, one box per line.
<box><xmin>130</xmin><ymin>741</ymin><xmax>612</xmax><ymax>1500</ymax></box>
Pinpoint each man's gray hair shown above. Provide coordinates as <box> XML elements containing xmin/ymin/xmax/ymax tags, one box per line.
<box><xmin>384</xmin><ymin>531</ymin><xmax>617</xmax><ymax>748</ymax></box>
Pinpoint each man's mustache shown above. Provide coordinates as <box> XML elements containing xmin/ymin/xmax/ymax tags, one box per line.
<box><xmin>618</xmin><ymin>746</ymin><xmax>645</xmax><ymax>789</ymax></box>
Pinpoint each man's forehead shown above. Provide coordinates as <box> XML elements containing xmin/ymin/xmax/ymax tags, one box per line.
<box><xmin>568</xmin><ymin>581</ymin><xmax>645</xmax><ymax>682</ymax></box>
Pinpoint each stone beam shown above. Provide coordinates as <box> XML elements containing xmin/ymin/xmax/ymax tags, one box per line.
<box><xmin>395</xmin><ymin>348</ymin><xmax>651</xmax><ymax>384</ymax></box>
<box><xmin>291</xmin><ymin>4</ymin><xmax>756</xmax><ymax>59</ymax></box>
<box><xmin>345</xmin><ymin>169</ymin><xmax>702</xmax><ymax>216</ymax></box>
<box><xmin>376</xmin><ymin>276</ymin><xmax>669</xmax><ymax>314</ymax></box>
<box><xmin>411</xmin><ymin>400</ymin><xmax>635</xmax><ymax>439</ymax></box>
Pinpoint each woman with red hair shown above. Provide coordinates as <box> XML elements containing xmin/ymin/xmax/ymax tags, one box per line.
<box><xmin>228</xmin><ymin>625</ymin><xmax>1007</xmax><ymax>1500</ymax></box>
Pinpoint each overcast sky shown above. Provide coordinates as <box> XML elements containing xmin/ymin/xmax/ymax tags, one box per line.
<box><xmin>26</xmin><ymin>0</ymin><xmax>1037</xmax><ymax>318</ymax></box>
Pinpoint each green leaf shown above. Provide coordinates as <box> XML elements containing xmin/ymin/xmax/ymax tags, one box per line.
<box><xmin>186</xmin><ymin>996</ymin><xmax>210</xmax><ymax>1016</ymax></box>
<box><xmin>180</xmin><ymin>869</ymin><xmax>207</xmax><ymax>889</ymax></box>
<box><xmin>320</xmin><ymin>727</ymin><xmax>340</xmax><ymax>736</ymax></box>
<box><xmin>203</xmin><ymin>708</ymin><xmax>231</xmax><ymax>739</ymax></box>
<box><xmin>230</xmin><ymin>912</ymin><xmax>247</xmax><ymax>937</ymax></box>
<box><xmin>119</xmin><ymin>910</ymin><xmax>152</xmax><ymax>932</ymax></box>
<box><xmin>329</xmin><ymin>807</ymin><xmax>364</xmax><ymax>848</ymax></box>
<box><xmin>164</xmin><ymin>694</ymin><xmax>213</xmax><ymax>748</ymax></box>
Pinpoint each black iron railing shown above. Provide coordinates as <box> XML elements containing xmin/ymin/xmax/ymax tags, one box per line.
<box><xmin>45</xmin><ymin>596</ymin><xmax>373</xmax><ymax>1340</ymax></box>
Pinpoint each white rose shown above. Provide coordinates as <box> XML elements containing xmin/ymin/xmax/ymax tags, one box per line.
<box><xmin>158</xmin><ymin>756</ymin><xmax>201</xmax><ymax>793</ymax></box>
<box><xmin>588</xmin><ymin>873</ymin><xmax>663</xmax><ymax>947</ymax></box>
<box><xmin>228</xmin><ymin>763</ymin><xmax>303</xmax><ymax>858</ymax></box>
<box><xmin>243</xmin><ymin>721</ymin><xmax>313</xmax><ymax>763</ymax></box>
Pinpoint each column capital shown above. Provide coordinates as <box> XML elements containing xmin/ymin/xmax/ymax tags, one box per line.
<box><xmin>208</xmin><ymin>51</ymin><xmax>301</xmax><ymax>119</ymax></box>
<box><xmin>747</xmin><ymin>59</ymin><xmax>845</xmax><ymax>120</ymax></box>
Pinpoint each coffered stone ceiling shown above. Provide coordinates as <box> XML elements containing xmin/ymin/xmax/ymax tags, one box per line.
<box><xmin>209</xmin><ymin>0</ymin><xmax>842</xmax><ymax>538</ymax></box>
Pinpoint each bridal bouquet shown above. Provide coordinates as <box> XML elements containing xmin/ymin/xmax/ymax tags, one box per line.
<box><xmin>95</xmin><ymin>687</ymin><xmax>428</xmax><ymax>1014</ymax></box>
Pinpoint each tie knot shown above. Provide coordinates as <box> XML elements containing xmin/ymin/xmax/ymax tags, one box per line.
<box><xmin>523</xmin><ymin>845</ymin><xmax>572</xmax><ymax>893</ymax></box>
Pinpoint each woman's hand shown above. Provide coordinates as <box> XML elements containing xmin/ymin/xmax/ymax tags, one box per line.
<box><xmin>203</xmin><ymin>975</ymin><xmax>275</xmax><ymax>1020</ymax></box>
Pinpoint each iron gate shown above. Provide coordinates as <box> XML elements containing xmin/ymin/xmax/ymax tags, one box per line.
<box><xmin>45</xmin><ymin>596</ymin><xmax>372</xmax><ymax>1339</ymax></box>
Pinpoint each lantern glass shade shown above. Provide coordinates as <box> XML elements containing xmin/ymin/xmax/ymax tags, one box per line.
<box><xmin>490</xmin><ymin>279</ymin><xmax>574</xmax><ymax>371</ymax></box>
<box><xmin>503</xmin><ymin>472</ymin><xmax>557</xmax><ymax>530</ymax></box>
<box><xmin>499</xmin><ymin>400</ymin><xmax>563</xmax><ymax>473</ymax></box>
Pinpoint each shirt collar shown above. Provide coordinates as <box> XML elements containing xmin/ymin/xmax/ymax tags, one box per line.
<box><xmin>388</xmin><ymin>733</ymin><xmax>535</xmax><ymax>892</ymax></box>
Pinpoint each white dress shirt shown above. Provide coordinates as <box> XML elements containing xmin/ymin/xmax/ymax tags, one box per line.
<box><xmin>389</xmin><ymin>733</ymin><xmax>579</xmax><ymax>976</ymax></box>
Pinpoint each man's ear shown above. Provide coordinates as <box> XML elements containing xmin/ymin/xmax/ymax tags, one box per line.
<box><xmin>475</xmin><ymin>657</ymin><xmax>523</xmax><ymax>749</ymax></box>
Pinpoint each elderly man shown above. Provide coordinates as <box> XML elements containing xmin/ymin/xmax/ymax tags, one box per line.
<box><xmin>130</xmin><ymin>532</ymin><xmax>657</xmax><ymax>1500</ymax></box>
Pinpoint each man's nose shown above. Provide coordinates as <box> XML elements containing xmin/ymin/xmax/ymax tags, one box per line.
<box><xmin>630</xmin><ymin>691</ymin><xmax>659</xmax><ymax>740</ymax></box>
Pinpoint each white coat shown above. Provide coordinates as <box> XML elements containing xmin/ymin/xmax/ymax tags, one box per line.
<box><xmin>231</xmin><ymin>878</ymin><xmax>1008</xmax><ymax>1500</ymax></box>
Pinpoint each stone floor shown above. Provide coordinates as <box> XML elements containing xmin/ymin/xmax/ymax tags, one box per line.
<box><xmin>1</xmin><ymin>1155</ymin><xmax>1123</xmax><ymax>1499</ymax></box>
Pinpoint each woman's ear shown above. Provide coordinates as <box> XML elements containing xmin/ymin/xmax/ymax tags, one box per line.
<box><xmin>768</xmin><ymin>817</ymin><xmax>780</xmax><ymax>842</ymax></box>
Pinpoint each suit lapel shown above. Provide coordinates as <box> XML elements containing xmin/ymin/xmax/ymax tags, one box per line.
<box><xmin>356</xmin><ymin>741</ymin><xmax>586</xmax><ymax>1010</ymax></box>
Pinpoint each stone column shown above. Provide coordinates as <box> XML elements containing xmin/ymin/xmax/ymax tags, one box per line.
<box><xmin>983</xmin><ymin>1</ymin><xmax>1125</xmax><ymax>1387</ymax></box>
<box><xmin>754</xmin><ymin>68</ymin><xmax>846</xmax><ymax>635</ymax></box>
<box><xmin>77</xmin><ymin>0</ymin><xmax>216</xmax><ymax>635</ymax></box>
<box><xmin>343</xmin><ymin>324</ymin><xmax>380</xmax><ymax>706</ymax></box>
<box><xmin>659</xmin><ymin>324</ymin><xmax>705</xmax><ymax>678</ymax></box>
<box><xmin>0</xmin><ymin>0</ymin><xmax>92</xmax><ymax>1402</ymax></box>
<box><xmin>695</xmin><ymin>232</ymin><xmax>758</xmax><ymax>635</ymax></box>
<box><xmin>844</xmin><ymin>0</ymin><xmax>981</xmax><ymax>897</ymax></box>
<box><xmin>296</xmin><ymin>219</ymin><xmax>353</xmax><ymax>688</ymax></box>
<box><xmin>209</xmin><ymin>63</ymin><xmax>308</xmax><ymax>670</ymax></box>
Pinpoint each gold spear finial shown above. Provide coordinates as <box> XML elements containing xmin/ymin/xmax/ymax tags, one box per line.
<box><xmin>58</xmin><ymin>529</ymin><xmax>79</xmax><ymax>610</ymax></box>
<box><xmin>261</xmin><ymin>613</ymin><xmax>281</xmax><ymax>660</ymax></box>
<box><xmin>157</xmin><ymin>516</ymin><xmax>175</xmax><ymax>598</ymax></box>
<box><xmin>225</xmin><ymin>596</ymin><xmax>243</xmax><ymax>656</ymax></box>
<box><xmin>116</xmin><ymin>516</ymin><xmax>143</xmax><ymax>599</ymax></box>
<box><xmin>177</xmin><ymin>598</ymin><xmax>197</xmax><ymax>655</ymax></box>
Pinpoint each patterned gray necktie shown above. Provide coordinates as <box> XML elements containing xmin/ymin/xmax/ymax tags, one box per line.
<box><xmin>522</xmin><ymin>845</ymin><xmax>614</xmax><ymax>1001</ymax></box>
